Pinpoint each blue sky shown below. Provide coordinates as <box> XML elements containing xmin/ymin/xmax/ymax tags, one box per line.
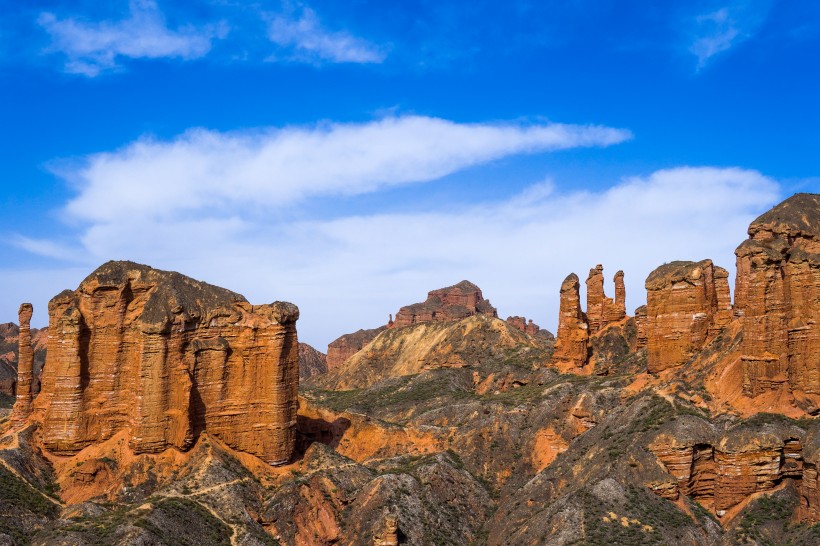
<box><xmin>0</xmin><ymin>0</ymin><xmax>818</xmax><ymax>348</ymax></box>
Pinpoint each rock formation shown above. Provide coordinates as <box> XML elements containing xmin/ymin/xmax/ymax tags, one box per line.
<box><xmin>644</xmin><ymin>259</ymin><xmax>732</xmax><ymax>373</ymax></box>
<box><xmin>326</xmin><ymin>327</ymin><xmax>385</xmax><ymax>371</ymax></box>
<box><xmin>30</xmin><ymin>261</ymin><xmax>299</xmax><ymax>465</ymax></box>
<box><xmin>553</xmin><ymin>273</ymin><xmax>589</xmax><ymax>368</ymax></box>
<box><xmin>649</xmin><ymin>418</ymin><xmax>806</xmax><ymax>516</ymax></box>
<box><xmin>505</xmin><ymin>316</ymin><xmax>542</xmax><ymax>336</ymax></box>
<box><xmin>11</xmin><ymin>304</ymin><xmax>34</xmax><ymax>425</ymax></box>
<box><xmin>585</xmin><ymin>265</ymin><xmax>626</xmax><ymax>334</ymax></box>
<box><xmin>733</xmin><ymin>193</ymin><xmax>820</xmax><ymax>397</ymax></box>
<box><xmin>634</xmin><ymin>305</ymin><xmax>648</xmax><ymax>349</ymax></box>
<box><xmin>391</xmin><ymin>280</ymin><xmax>497</xmax><ymax>328</ymax></box>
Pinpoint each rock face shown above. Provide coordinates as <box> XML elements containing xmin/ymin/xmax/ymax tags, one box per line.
<box><xmin>634</xmin><ymin>305</ymin><xmax>648</xmax><ymax>349</ymax></box>
<box><xmin>734</xmin><ymin>193</ymin><xmax>820</xmax><ymax>397</ymax></box>
<box><xmin>373</xmin><ymin>514</ymin><xmax>399</xmax><ymax>546</ymax></box>
<box><xmin>326</xmin><ymin>327</ymin><xmax>385</xmax><ymax>371</ymax></box>
<box><xmin>585</xmin><ymin>265</ymin><xmax>626</xmax><ymax>334</ymax></box>
<box><xmin>299</xmin><ymin>342</ymin><xmax>328</xmax><ymax>379</ymax></box>
<box><xmin>644</xmin><ymin>260</ymin><xmax>732</xmax><ymax>373</ymax></box>
<box><xmin>391</xmin><ymin>280</ymin><xmax>497</xmax><ymax>328</ymax></box>
<box><xmin>553</xmin><ymin>274</ymin><xmax>589</xmax><ymax>368</ymax></box>
<box><xmin>649</xmin><ymin>418</ymin><xmax>806</xmax><ymax>515</ymax></box>
<box><xmin>30</xmin><ymin>261</ymin><xmax>299</xmax><ymax>465</ymax></box>
<box><xmin>11</xmin><ymin>304</ymin><xmax>34</xmax><ymax>425</ymax></box>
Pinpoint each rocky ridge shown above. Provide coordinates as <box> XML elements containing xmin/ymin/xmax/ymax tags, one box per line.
<box><xmin>0</xmin><ymin>193</ymin><xmax>819</xmax><ymax>545</ymax></box>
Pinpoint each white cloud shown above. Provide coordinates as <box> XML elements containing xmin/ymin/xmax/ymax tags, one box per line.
<box><xmin>38</xmin><ymin>0</ymin><xmax>227</xmax><ymax>76</ymax></box>
<box><xmin>267</xmin><ymin>6</ymin><xmax>385</xmax><ymax>64</ymax></box>
<box><xmin>60</xmin><ymin>116</ymin><xmax>631</xmax><ymax>223</ymax></box>
<box><xmin>689</xmin><ymin>1</ymin><xmax>772</xmax><ymax>69</ymax></box>
<box><xmin>18</xmin><ymin>137</ymin><xmax>780</xmax><ymax>349</ymax></box>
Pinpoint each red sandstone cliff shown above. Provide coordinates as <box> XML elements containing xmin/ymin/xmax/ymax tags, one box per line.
<box><xmin>644</xmin><ymin>260</ymin><xmax>732</xmax><ymax>373</ymax></box>
<box><xmin>24</xmin><ymin>261</ymin><xmax>300</xmax><ymax>465</ymax></box>
<box><xmin>733</xmin><ymin>193</ymin><xmax>820</xmax><ymax>398</ymax></box>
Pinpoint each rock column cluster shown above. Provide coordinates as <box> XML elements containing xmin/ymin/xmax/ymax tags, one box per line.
<box><xmin>554</xmin><ymin>266</ymin><xmax>627</xmax><ymax>368</ymax></box>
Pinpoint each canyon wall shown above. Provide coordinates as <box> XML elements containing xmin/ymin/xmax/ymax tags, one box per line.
<box><xmin>27</xmin><ymin>261</ymin><xmax>300</xmax><ymax>465</ymax></box>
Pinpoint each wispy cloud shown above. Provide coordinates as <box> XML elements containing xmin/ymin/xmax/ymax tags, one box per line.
<box><xmin>689</xmin><ymin>1</ymin><xmax>772</xmax><ymax>69</ymax></box>
<box><xmin>59</xmin><ymin>116</ymin><xmax>631</xmax><ymax>223</ymax></box>
<box><xmin>38</xmin><ymin>0</ymin><xmax>227</xmax><ymax>76</ymax></box>
<box><xmin>267</xmin><ymin>5</ymin><xmax>386</xmax><ymax>64</ymax></box>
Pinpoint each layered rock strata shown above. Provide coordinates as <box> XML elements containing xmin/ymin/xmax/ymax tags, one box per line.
<box><xmin>553</xmin><ymin>274</ymin><xmax>589</xmax><ymax>367</ymax></box>
<box><xmin>734</xmin><ymin>193</ymin><xmax>820</xmax><ymax>397</ymax></box>
<box><xmin>390</xmin><ymin>280</ymin><xmax>497</xmax><ymax>328</ymax></box>
<box><xmin>11</xmin><ymin>304</ymin><xmax>34</xmax><ymax>425</ymax></box>
<box><xmin>649</xmin><ymin>419</ymin><xmax>806</xmax><ymax>516</ymax></box>
<box><xmin>645</xmin><ymin>259</ymin><xmax>732</xmax><ymax>373</ymax></box>
<box><xmin>634</xmin><ymin>305</ymin><xmax>648</xmax><ymax>349</ymax></box>
<box><xmin>585</xmin><ymin>265</ymin><xmax>626</xmax><ymax>334</ymax></box>
<box><xmin>30</xmin><ymin>261</ymin><xmax>299</xmax><ymax>465</ymax></box>
<box><xmin>326</xmin><ymin>327</ymin><xmax>385</xmax><ymax>371</ymax></box>
<box><xmin>299</xmin><ymin>343</ymin><xmax>328</xmax><ymax>379</ymax></box>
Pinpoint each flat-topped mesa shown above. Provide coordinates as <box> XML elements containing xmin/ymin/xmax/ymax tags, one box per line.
<box><xmin>505</xmin><ymin>316</ymin><xmax>542</xmax><ymax>336</ymax></box>
<box><xmin>553</xmin><ymin>273</ymin><xmax>589</xmax><ymax>367</ymax></box>
<box><xmin>645</xmin><ymin>259</ymin><xmax>732</xmax><ymax>373</ymax></box>
<box><xmin>11</xmin><ymin>303</ymin><xmax>34</xmax><ymax>426</ymax></box>
<box><xmin>326</xmin><ymin>326</ymin><xmax>386</xmax><ymax>370</ymax></box>
<box><xmin>585</xmin><ymin>265</ymin><xmax>627</xmax><ymax>334</ymax></box>
<box><xmin>390</xmin><ymin>280</ymin><xmax>498</xmax><ymax>328</ymax></box>
<box><xmin>30</xmin><ymin>261</ymin><xmax>300</xmax><ymax>465</ymax></box>
<box><xmin>734</xmin><ymin>193</ymin><xmax>820</xmax><ymax>397</ymax></box>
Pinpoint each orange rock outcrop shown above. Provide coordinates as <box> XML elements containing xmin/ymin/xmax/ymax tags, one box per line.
<box><xmin>644</xmin><ymin>259</ymin><xmax>732</xmax><ymax>373</ymax></box>
<box><xmin>11</xmin><ymin>303</ymin><xmax>34</xmax><ymax>426</ymax></box>
<box><xmin>30</xmin><ymin>261</ymin><xmax>300</xmax><ymax>465</ymax></box>
<box><xmin>390</xmin><ymin>280</ymin><xmax>497</xmax><ymax>328</ymax></box>
<box><xmin>585</xmin><ymin>265</ymin><xmax>626</xmax><ymax>334</ymax></box>
<box><xmin>634</xmin><ymin>305</ymin><xmax>648</xmax><ymax>349</ymax></box>
<box><xmin>734</xmin><ymin>193</ymin><xmax>820</xmax><ymax>397</ymax></box>
<box><xmin>553</xmin><ymin>273</ymin><xmax>589</xmax><ymax>368</ymax></box>
<box><xmin>650</xmin><ymin>419</ymin><xmax>805</xmax><ymax>516</ymax></box>
<box><xmin>505</xmin><ymin>316</ymin><xmax>542</xmax><ymax>336</ymax></box>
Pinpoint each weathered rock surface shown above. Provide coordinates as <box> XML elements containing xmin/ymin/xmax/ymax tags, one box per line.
<box><xmin>326</xmin><ymin>327</ymin><xmax>385</xmax><ymax>371</ymax></box>
<box><xmin>299</xmin><ymin>342</ymin><xmax>328</xmax><ymax>379</ymax></box>
<box><xmin>553</xmin><ymin>273</ymin><xmax>589</xmax><ymax>368</ymax></box>
<box><xmin>648</xmin><ymin>417</ymin><xmax>807</xmax><ymax>514</ymax></box>
<box><xmin>391</xmin><ymin>280</ymin><xmax>497</xmax><ymax>328</ymax></box>
<box><xmin>30</xmin><ymin>261</ymin><xmax>300</xmax><ymax>465</ymax></box>
<box><xmin>645</xmin><ymin>259</ymin><xmax>732</xmax><ymax>373</ymax></box>
<box><xmin>586</xmin><ymin>265</ymin><xmax>626</xmax><ymax>334</ymax></box>
<box><xmin>11</xmin><ymin>304</ymin><xmax>34</xmax><ymax>425</ymax></box>
<box><xmin>734</xmin><ymin>193</ymin><xmax>820</xmax><ymax>397</ymax></box>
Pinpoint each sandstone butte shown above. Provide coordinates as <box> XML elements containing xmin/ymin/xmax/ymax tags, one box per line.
<box><xmin>326</xmin><ymin>280</ymin><xmax>499</xmax><ymax>370</ymax></box>
<box><xmin>644</xmin><ymin>259</ymin><xmax>732</xmax><ymax>373</ymax></box>
<box><xmin>15</xmin><ymin>261</ymin><xmax>300</xmax><ymax>466</ymax></box>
